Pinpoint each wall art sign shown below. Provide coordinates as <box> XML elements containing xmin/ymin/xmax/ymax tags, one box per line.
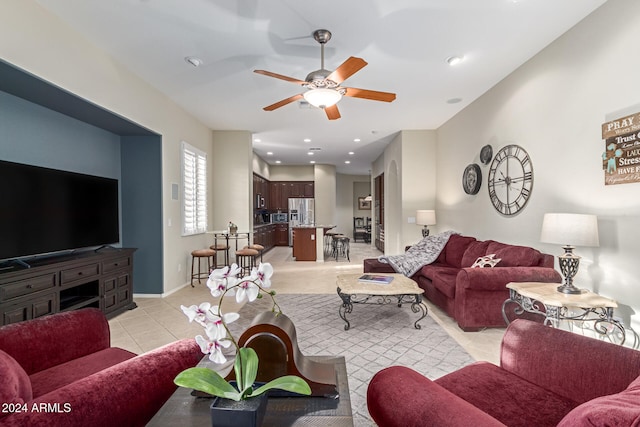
<box><xmin>602</xmin><ymin>113</ymin><xmax>640</xmax><ymax>185</ymax></box>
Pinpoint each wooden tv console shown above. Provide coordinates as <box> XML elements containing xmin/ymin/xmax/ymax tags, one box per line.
<box><xmin>0</xmin><ymin>248</ymin><xmax>136</xmax><ymax>326</ymax></box>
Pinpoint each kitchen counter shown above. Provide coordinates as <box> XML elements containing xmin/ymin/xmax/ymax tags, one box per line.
<box><xmin>291</xmin><ymin>225</ymin><xmax>336</xmax><ymax>262</ymax></box>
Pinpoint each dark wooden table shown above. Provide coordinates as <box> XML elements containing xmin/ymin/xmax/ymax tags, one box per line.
<box><xmin>148</xmin><ymin>355</ymin><xmax>353</xmax><ymax>427</ymax></box>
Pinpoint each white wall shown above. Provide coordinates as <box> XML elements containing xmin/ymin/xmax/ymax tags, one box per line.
<box><xmin>252</xmin><ymin>153</ymin><xmax>270</xmax><ymax>180</ymax></box>
<box><xmin>0</xmin><ymin>0</ymin><xmax>214</xmax><ymax>294</ymax></box>
<box><xmin>269</xmin><ymin>165</ymin><xmax>314</xmax><ymax>181</ymax></box>
<box><xmin>314</xmin><ymin>164</ymin><xmax>336</xmax><ymax>226</ymax></box>
<box><xmin>211</xmin><ymin>131</ymin><xmax>253</xmax><ymax>232</ymax></box>
<box><xmin>436</xmin><ymin>0</ymin><xmax>640</xmax><ymax>331</ymax></box>
<box><xmin>376</xmin><ymin>130</ymin><xmax>438</xmax><ymax>253</ymax></box>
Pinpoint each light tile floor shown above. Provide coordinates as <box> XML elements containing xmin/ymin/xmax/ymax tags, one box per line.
<box><xmin>109</xmin><ymin>242</ymin><xmax>504</xmax><ymax>364</ymax></box>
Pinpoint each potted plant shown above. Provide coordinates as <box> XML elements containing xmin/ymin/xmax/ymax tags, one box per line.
<box><xmin>228</xmin><ymin>221</ymin><xmax>238</xmax><ymax>235</ymax></box>
<box><xmin>174</xmin><ymin>262</ymin><xmax>311</xmax><ymax>427</ymax></box>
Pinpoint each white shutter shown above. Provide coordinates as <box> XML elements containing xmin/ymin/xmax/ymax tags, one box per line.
<box><xmin>182</xmin><ymin>141</ymin><xmax>207</xmax><ymax>235</ymax></box>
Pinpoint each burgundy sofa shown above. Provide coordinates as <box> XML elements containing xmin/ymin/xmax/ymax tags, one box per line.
<box><xmin>0</xmin><ymin>308</ymin><xmax>202</xmax><ymax>427</ymax></box>
<box><xmin>364</xmin><ymin>234</ymin><xmax>562</xmax><ymax>331</ymax></box>
<box><xmin>368</xmin><ymin>319</ymin><xmax>640</xmax><ymax>427</ymax></box>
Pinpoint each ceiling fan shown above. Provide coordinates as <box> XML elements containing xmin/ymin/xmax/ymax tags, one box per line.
<box><xmin>254</xmin><ymin>29</ymin><xmax>396</xmax><ymax>120</ymax></box>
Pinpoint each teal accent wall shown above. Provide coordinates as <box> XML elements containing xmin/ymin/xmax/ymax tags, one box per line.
<box><xmin>0</xmin><ymin>91</ymin><xmax>121</xmax><ymax>177</ymax></box>
<box><xmin>121</xmin><ymin>136</ymin><xmax>163</xmax><ymax>294</ymax></box>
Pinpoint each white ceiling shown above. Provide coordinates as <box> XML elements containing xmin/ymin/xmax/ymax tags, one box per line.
<box><xmin>36</xmin><ymin>0</ymin><xmax>606</xmax><ymax>175</ymax></box>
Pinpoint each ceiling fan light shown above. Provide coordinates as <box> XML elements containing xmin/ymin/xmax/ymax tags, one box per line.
<box><xmin>303</xmin><ymin>88</ymin><xmax>342</xmax><ymax>108</ymax></box>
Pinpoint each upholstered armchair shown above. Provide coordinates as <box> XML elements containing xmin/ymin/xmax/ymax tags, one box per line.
<box><xmin>0</xmin><ymin>308</ymin><xmax>202</xmax><ymax>426</ymax></box>
<box><xmin>368</xmin><ymin>319</ymin><xmax>640</xmax><ymax>426</ymax></box>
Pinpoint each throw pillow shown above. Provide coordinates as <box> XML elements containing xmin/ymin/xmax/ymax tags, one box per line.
<box><xmin>0</xmin><ymin>349</ymin><xmax>32</xmax><ymax>412</ymax></box>
<box><xmin>470</xmin><ymin>254</ymin><xmax>501</xmax><ymax>268</ymax></box>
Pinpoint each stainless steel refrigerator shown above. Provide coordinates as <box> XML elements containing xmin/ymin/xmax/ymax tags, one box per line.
<box><xmin>288</xmin><ymin>198</ymin><xmax>315</xmax><ymax>246</ymax></box>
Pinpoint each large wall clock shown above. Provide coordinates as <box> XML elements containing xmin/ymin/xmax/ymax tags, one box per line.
<box><xmin>487</xmin><ymin>144</ymin><xmax>533</xmax><ymax>216</ymax></box>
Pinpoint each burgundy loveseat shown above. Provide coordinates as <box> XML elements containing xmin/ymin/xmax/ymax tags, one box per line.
<box><xmin>364</xmin><ymin>234</ymin><xmax>562</xmax><ymax>331</ymax></box>
<box><xmin>0</xmin><ymin>308</ymin><xmax>202</xmax><ymax>427</ymax></box>
<box><xmin>368</xmin><ymin>319</ymin><xmax>640</xmax><ymax>427</ymax></box>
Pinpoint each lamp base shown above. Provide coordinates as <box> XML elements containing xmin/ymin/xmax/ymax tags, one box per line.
<box><xmin>556</xmin><ymin>283</ymin><xmax>584</xmax><ymax>294</ymax></box>
<box><xmin>421</xmin><ymin>227</ymin><xmax>430</xmax><ymax>238</ymax></box>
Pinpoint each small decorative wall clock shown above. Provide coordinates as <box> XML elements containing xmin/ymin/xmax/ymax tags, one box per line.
<box><xmin>480</xmin><ymin>144</ymin><xmax>493</xmax><ymax>165</ymax></box>
<box><xmin>462</xmin><ymin>163</ymin><xmax>482</xmax><ymax>195</ymax></box>
<box><xmin>487</xmin><ymin>144</ymin><xmax>533</xmax><ymax>216</ymax></box>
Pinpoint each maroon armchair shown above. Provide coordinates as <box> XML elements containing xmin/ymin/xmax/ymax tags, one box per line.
<box><xmin>368</xmin><ymin>319</ymin><xmax>640</xmax><ymax>427</ymax></box>
<box><xmin>0</xmin><ymin>308</ymin><xmax>202</xmax><ymax>426</ymax></box>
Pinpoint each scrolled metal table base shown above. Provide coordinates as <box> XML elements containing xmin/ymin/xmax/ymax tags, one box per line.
<box><xmin>337</xmin><ymin>287</ymin><xmax>428</xmax><ymax>331</ymax></box>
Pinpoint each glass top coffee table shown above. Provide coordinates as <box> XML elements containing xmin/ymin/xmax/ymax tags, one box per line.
<box><xmin>336</xmin><ymin>273</ymin><xmax>428</xmax><ymax>330</ymax></box>
<box><xmin>147</xmin><ymin>355</ymin><xmax>353</xmax><ymax>427</ymax></box>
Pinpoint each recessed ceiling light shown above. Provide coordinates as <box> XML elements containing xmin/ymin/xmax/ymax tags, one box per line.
<box><xmin>184</xmin><ymin>56</ymin><xmax>203</xmax><ymax>67</ymax></box>
<box><xmin>447</xmin><ymin>97</ymin><xmax>463</xmax><ymax>104</ymax></box>
<box><xmin>254</xmin><ymin>138</ymin><xmax>261</xmax><ymax>143</ymax></box>
<box><xmin>446</xmin><ymin>56</ymin><xmax>464</xmax><ymax>66</ymax></box>
<box><xmin>266</xmin><ymin>152</ymin><xmax>273</xmax><ymax>156</ymax></box>
<box><xmin>310</xmin><ymin>161</ymin><xmax>316</xmax><ymax>164</ymax></box>
<box><xmin>307</xmin><ymin>152</ymin><xmax>314</xmax><ymax>156</ymax></box>
<box><xmin>303</xmin><ymin>138</ymin><xmax>311</xmax><ymax>143</ymax></box>
<box><xmin>348</xmin><ymin>151</ymin><xmax>354</xmax><ymax>155</ymax></box>
<box><xmin>275</xmin><ymin>160</ymin><xmax>281</xmax><ymax>164</ymax></box>
<box><xmin>345</xmin><ymin>161</ymin><xmax>351</xmax><ymax>164</ymax></box>
<box><xmin>354</xmin><ymin>138</ymin><xmax>361</xmax><ymax>142</ymax></box>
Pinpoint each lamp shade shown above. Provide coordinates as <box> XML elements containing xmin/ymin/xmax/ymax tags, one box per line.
<box><xmin>540</xmin><ymin>213</ymin><xmax>599</xmax><ymax>247</ymax></box>
<box><xmin>303</xmin><ymin>88</ymin><xmax>342</xmax><ymax>108</ymax></box>
<box><xmin>416</xmin><ymin>210</ymin><xmax>436</xmax><ymax>226</ymax></box>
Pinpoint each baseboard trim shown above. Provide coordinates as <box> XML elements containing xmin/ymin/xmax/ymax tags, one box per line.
<box><xmin>133</xmin><ymin>281</ymin><xmax>191</xmax><ymax>299</ymax></box>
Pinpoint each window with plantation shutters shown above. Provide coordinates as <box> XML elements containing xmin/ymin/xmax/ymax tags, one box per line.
<box><xmin>182</xmin><ymin>141</ymin><xmax>207</xmax><ymax>236</ymax></box>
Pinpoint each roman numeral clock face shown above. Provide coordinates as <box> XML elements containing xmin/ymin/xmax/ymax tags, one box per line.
<box><xmin>487</xmin><ymin>144</ymin><xmax>533</xmax><ymax>216</ymax></box>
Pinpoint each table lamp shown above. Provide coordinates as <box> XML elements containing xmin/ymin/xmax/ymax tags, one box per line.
<box><xmin>540</xmin><ymin>213</ymin><xmax>599</xmax><ymax>294</ymax></box>
<box><xmin>416</xmin><ymin>210</ymin><xmax>436</xmax><ymax>238</ymax></box>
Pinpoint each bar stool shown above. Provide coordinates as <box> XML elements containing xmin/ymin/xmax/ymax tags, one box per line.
<box><xmin>248</xmin><ymin>244</ymin><xmax>265</xmax><ymax>263</ymax></box>
<box><xmin>325</xmin><ymin>231</ymin><xmax>338</xmax><ymax>256</ymax></box>
<box><xmin>235</xmin><ymin>247</ymin><xmax>259</xmax><ymax>275</ymax></box>
<box><xmin>191</xmin><ymin>248</ymin><xmax>216</xmax><ymax>287</ymax></box>
<box><xmin>332</xmin><ymin>236</ymin><xmax>350</xmax><ymax>262</ymax></box>
<box><xmin>209</xmin><ymin>243</ymin><xmax>230</xmax><ymax>267</ymax></box>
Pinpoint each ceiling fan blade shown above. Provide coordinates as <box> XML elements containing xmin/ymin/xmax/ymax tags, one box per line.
<box><xmin>326</xmin><ymin>57</ymin><xmax>367</xmax><ymax>83</ymax></box>
<box><xmin>324</xmin><ymin>104</ymin><xmax>341</xmax><ymax>120</ymax></box>
<box><xmin>263</xmin><ymin>94</ymin><xmax>304</xmax><ymax>111</ymax></box>
<box><xmin>254</xmin><ymin>70</ymin><xmax>306</xmax><ymax>85</ymax></box>
<box><xmin>344</xmin><ymin>87</ymin><xmax>396</xmax><ymax>102</ymax></box>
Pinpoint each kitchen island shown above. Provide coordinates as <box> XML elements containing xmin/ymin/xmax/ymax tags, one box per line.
<box><xmin>292</xmin><ymin>225</ymin><xmax>336</xmax><ymax>261</ymax></box>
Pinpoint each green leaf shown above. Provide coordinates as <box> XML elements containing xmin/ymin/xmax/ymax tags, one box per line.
<box><xmin>174</xmin><ymin>367</ymin><xmax>241</xmax><ymax>401</ymax></box>
<box><xmin>251</xmin><ymin>376</ymin><xmax>311</xmax><ymax>397</ymax></box>
<box><xmin>236</xmin><ymin>348</ymin><xmax>259</xmax><ymax>396</ymax></box>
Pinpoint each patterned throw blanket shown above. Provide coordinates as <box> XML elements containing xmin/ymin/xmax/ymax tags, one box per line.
<box><xmin>378</xmin><ymin>230</ymin><xmax>458</xmax><ymax>276</ymax></box>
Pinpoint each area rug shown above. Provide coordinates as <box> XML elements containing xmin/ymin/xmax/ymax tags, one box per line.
<box><xmin>228</xmin><ymin>293</ymin><xmax>475</xmax><ymax>427</ymax></box>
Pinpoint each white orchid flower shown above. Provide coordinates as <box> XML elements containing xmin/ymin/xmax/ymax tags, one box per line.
<box><xmin>235</xmin><ymin>279</ymin><xmax>259</xmax><ymax>303</ymax></box>
<box><xmin>195</xmin><ymin>325</ymin><xmax>232</xmax><ymax>364</ymax></box>
<box><xmin>207</xmin><ymin>305</ymin><xmax>240</xmax><ymax>338</ymax></box>
<box><xmin>180</xmin><ymin>302</ymin><xmax>213</xmax><ymax>326</ymax></box>
<box><xmin>255</xmin><ymin>262</ymin><xmax>273</xmax><ymax>288</ymax></box>
<box><xmin>208</xmin><ymin>264</ymin><xmax>241</xmax><ymax>294</ymax></box>
<box><xmin>210</xmin><ymin>263</ymin><xmax>242</xmax><ymax>281</ymax></box>
<box><xmin>206</xmin><ymin>277</ymin><xmax>228</xmax><ymax>298</ymax></box>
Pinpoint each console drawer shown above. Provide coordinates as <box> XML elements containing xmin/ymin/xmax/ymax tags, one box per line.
<box><xmin>61</xmin><ymin>263</ymin><xmax>100</xmax><ymax>285</ymax></box>
<box><xmin>0</xmin><ymin>273</ymin><xmax>57</xmax><ymax>302</ymax></box>
<box><xmin>102</xmin><ymin>256</ymin><xmax>131</xmax><ymax>274</ymax></box>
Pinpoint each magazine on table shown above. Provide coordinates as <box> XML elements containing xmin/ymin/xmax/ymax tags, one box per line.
<box><xmin>358</xmin><ymin>274</ymin><xmax>394</xmax><ymax>285</ymax></box>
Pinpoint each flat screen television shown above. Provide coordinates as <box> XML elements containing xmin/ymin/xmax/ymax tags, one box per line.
<box><xmin>0</xmin><ymin>160</ymin><xmax>120</xmax><ymax>261</ymax></box>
